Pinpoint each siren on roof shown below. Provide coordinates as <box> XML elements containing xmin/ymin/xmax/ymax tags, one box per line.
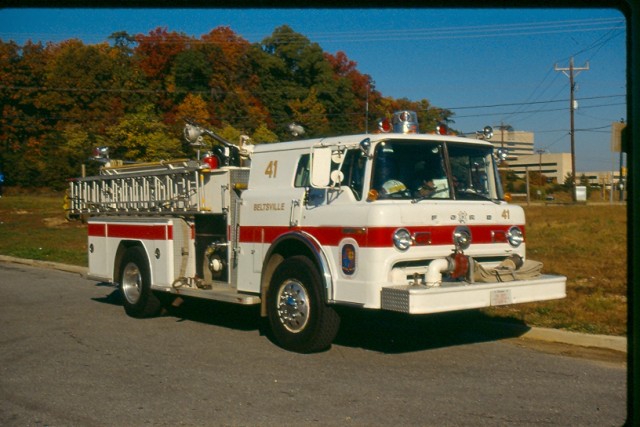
<box><xmin>392</xmin><ymin>111</ymin><xmax>419</xmax><ymax>134</ymax></box>
<box><xmin>377</xmin><ymin>111</ymin><xmax>420</xmax><ymax>134</ymax></box>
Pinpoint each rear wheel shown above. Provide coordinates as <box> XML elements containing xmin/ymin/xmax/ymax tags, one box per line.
<box><xmin>119</xmin><ymin>246</ymin><xmax>162</xmax><ymax>318</ymax></box>
<box><xmin>267</xmin><ymin>256</ymin><xmax>340</xmax><ymax>353</ymax></box>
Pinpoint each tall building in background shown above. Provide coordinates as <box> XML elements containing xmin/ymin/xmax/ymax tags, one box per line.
<box><xmin>486</xmin><ymin>130</ymin><xmax>535</xmax><ymax>160</ymax></box>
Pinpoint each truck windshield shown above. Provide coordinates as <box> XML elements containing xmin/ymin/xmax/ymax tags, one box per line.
<box><xmin>370</xmin><ymin>140</ymin><xmax>501</xmax><ymax>201</ymax></box>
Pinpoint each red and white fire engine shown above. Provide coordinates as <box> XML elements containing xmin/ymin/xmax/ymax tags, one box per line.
<box><xmin>68</xmin><ymin>111</ymin><xmax>566</xmax><ymax>353</ymax></box>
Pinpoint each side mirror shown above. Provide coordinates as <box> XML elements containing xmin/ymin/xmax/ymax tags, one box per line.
<box><xmin>359</xmin><ymin>138</ymin><xmax>372</xmax><ymax>157</ymax></box>
<box><xmin>310</xmin><ymin>147</ymin><xmax>332</xmax><ymax>187</ymax></box>
<box><xmin>330</xmin><ymin>170</ymin><xmax>344</xmax><ymax>186</ymax></box>
<box><xmin>483</xmin><ymin>126</ymin><xmax>494</xmax><ymax>140</ymax></box>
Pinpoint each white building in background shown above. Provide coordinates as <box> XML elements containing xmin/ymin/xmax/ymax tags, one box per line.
<box><xmin>478</xmin><ymin>128</ymin><xmax>621</xmax><ymax>186</ymax></box>
<box><xmin>476</xmin><ymin>129</ymin><xmax>570</xmax><ymax>183</ymax></box>
<box><xmin>505</xmin><ymin>152</ymin><xmax>573</xmax><ymax>184</ymax></box>
<box><xmin>582</xmin><ymin>170</ymin><xmax>625</xmax><ymax>188</ymax></box>
<box><xmin>486</xmin><ymin>130</ymin><xmax>535</xmax><ymax>160</ymax></box>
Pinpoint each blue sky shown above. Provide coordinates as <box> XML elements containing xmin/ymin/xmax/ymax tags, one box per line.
<box><xmin>0</xmin><ymin>7</ymin><xmax>627</xmax><ymax>172</ymax></box>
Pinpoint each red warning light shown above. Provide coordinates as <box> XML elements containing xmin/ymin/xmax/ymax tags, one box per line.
<box><xmin>436</xmin><ymin>123</ymin><xmax>448</xmax><ymax>135</ymax></box>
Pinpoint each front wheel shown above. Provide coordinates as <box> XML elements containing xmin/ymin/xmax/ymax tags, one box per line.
<box><xmin>267</xmin><ymin>256</ymin><xmax>340</xmax><ymax>353</ymax></box>
<box><xmin>119</xmin><ymin>246</ymin><xmax>162</xmax><ymax>318</ymax></box>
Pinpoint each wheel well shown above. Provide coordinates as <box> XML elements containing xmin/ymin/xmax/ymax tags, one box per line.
<box><xmin>259</xmin><ymin>235</ymin><xmax>328</xmax><ymax>317</ymax></box>
<box><xmin>113</xmin><ymin>241</ymin><xmax>146</xmax><ymax>283</ymax></box>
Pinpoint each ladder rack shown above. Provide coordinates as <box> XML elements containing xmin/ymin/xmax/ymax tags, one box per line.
<box><xmin>69</xmin><ymin>160</ymin><xmax>208</xmax><ymax>216</ymax></box>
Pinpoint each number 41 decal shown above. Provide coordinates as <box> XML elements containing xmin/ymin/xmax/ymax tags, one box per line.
<box><xmin>264</xmin><ymin>160</ymin><xmax>278</xmax><ymax>178</ymax></box>
<box><xmin>501</xmin><ymin>209</ymin><xmax>510</xmax><ymax>219</ymax></box>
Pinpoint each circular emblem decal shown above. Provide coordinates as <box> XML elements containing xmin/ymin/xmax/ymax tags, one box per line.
<box><xmin>341</xmin><ymin>244</ymin><xmax>357</xmax><ymax>276</ymax></box>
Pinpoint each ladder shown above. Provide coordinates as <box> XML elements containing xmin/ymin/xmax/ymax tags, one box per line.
<box><xmin>69</xmin><ymin>160</ymin><xmax>207</xmax><ymax>216</ymax></box>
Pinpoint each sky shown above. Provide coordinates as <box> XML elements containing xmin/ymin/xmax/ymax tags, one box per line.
<box><xmin>0</xmin><ymin>7</ymin><xmax>628</xmax><ymax>172</ymax></box>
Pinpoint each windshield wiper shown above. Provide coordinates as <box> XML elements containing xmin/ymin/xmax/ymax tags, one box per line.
<box><xmin>456</xmin><ymin>189</ymin><xmax>502</xmax><ymax>204</ymax></box>
<box><xmin>411</xmin><ymin>187</ymin><xmax>449</xmax><ymax>203</ymax></box>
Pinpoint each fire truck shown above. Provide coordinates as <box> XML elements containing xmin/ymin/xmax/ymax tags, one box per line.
<box><xmin>68</xmin><ymin>111</ymin><xmax>566</xmax><ymax>353</ymax></box>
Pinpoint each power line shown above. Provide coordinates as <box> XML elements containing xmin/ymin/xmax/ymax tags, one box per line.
<box><xmin>540</xmin><ymin>133</ymin><xmax>570</xmax><ymax>151</ymax></box>
<box><xmin>500</xmin><ymin>23</ymin><xmax>623</xmax><ymax>125</ymax></box>
<box><xmin>442</xmin><ymin>94</ymin><xmax>624</xmax><ymax>111</ymax></box>
<box><xmin>500</xmin><ymin>69</ymin><xmax>557</xmax><ymax>123</ymax></box>
<box><xmin>452</xmin><ymin>101</ymin><xmax>625</xmax><ymax>119</ymax></box>
<box><xmin>0</xmin><ymin>17</ymin><xmax>625</xmax><ymax>46</ymax></box>
<box><xmin>567</xmin><ymin>26</ymin><xmax>625</xmax><ymax>62</ymax></box>
<box><xmin>0</xmin><ymin>84</ymin><xmax>624</xmax><ymax>116</ymax></box>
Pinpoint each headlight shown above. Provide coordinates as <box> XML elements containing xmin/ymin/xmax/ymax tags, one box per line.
<box><xmin>393</xmin><ymin>228</ymin><xmax>412</xmax><ymax>251</ymax></box>
<box><xmin>507</xmin><ymin>226</ymin><xmax>524</xmax><ymax>247</ymax></box>
<box><xmin>453</xmin><ymin>226</ymin><xmax>472</xmax><ymax>250</ymax></box>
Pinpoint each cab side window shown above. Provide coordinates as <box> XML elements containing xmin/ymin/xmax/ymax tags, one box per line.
<box><xmin>339</xmin><ymin>149</ymin><xmax>366</xmax><ymax>200</ymax></box>
<box><xmin>295</xmin><ymin>150</ymin><xmax>365</xmax><ymax>200</ymax></box>
<box><xmin>294</xmin><ymin>154</ymin><xmax>310</xmax><ymax>187</ymax></box>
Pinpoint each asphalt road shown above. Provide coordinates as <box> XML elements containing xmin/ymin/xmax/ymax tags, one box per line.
<box><xmin>0</xmin><ymin>262</ymin><xmax>627</xmax><ymax>426</ymax></box>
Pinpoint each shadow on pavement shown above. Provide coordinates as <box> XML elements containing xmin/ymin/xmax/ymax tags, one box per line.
<box><xmin>334</xmin><ymin>306</ymin><xmax>530</xmax><ymax>353</ymax></box>
<box><xmin>92</xmin><ymin>286</ymin><xmax>262</xmax><ymax>332</ymax></box>
<box><xmin>91</xmin><ymin>284</ymin><xmax>530</xmax><ymax>353</ymax></box>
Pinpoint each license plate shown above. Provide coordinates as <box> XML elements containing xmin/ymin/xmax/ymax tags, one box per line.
<box><xmin>490</xmin><ymin>289</ymin><xmax>513</xmax><ymax>306</ymax></box>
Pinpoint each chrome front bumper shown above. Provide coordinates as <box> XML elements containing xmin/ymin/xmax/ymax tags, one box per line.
<box><xmin>380</xmin><ymin>274</ymin><xmax>566</xmax><ymax>314</ymax></box>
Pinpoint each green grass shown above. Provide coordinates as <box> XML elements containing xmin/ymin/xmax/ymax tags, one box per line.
<box><xmin>484</xmin><ymin>204</ymin><xmax>627</xmax><ymax>336</ymax></box>
<box><xmin>0</xmin><ymin>191</ymin><xmax>87</xmax><ymax>266</ymax></box>
<box><xmin>0</xmin><ymin>191</ymin><xmax>628</xmax><ymax>336</ymax></box>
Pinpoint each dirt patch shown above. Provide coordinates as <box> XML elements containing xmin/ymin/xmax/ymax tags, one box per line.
<box><xmin>508</xmin><ymin>338</ymin><xmax>627</xmax><ymax>367</ymax></box>
<box><xmin>43</xmin><ymin>217</ymin><xmax>71</xmax><ymax>228</ymax></box>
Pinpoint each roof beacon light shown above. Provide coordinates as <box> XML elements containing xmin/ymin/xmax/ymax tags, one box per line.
<box><xmin>392</xmin><ymin>110</ymin><xmax>419</xmax><ymax>134</ymax></box>
<box><xmin>436</xmin><ymin>123</ymin><xmax>449</xmax><ymax>135</ymax></box>
<box><xmin>378</xmin><ymin>117</ymin><xmax>392</xmax><ymax>133</ymax></box>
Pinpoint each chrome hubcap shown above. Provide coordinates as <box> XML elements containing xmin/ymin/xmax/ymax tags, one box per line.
<box><xmin>276</xmin><ymin>280</ymin><xmax>309</xmax><ymax>333</ymax></box>
<box><xmin>121</xmin><ymin>262</ymin><xmax>142</xmax><ymax>304</ymax></box>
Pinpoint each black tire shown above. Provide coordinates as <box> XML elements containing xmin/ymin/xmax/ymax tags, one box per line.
<box><xmin>267</xmin><ymin>256</ymin><xmax>340</xmax><ymax>353</ymax></box>
<box><xmin>119</xmin><ymin>246</ymin><xmax>162</xmax><ymax>318</ymax></box>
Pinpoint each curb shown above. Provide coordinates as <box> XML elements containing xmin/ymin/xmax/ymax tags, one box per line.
<box><xmin>520</xmin><ymin>326</ymin><xmax>627</xmax><ymax>353</ymax></box>
<box><xmin>481</xmin><ymin>320</ymin><xmax>627</xmax><ymax>354</ymax></box>
<box><xmin>0</xmin><ymin>255</ymin><xmax>88</xmax><ymax>276</ymax></box>
<box><xmin>0</xmin><ymin>255</ymin><xmax>627</xmax><ymax>354</ymax></box>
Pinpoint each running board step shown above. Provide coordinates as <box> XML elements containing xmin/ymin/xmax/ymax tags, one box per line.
<box><xmin>163</xmin><ymin>284</ymin><xmax>261</xmax><ymax>305</ymax></box>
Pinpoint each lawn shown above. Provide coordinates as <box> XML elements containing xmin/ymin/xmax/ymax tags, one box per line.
<box><xmin>485</xmin><ymin>204</ymin><xmax>627</xmax><ymax>336</ymax></box>
<box><xmin>0</xmin><ymin>191</ymin><xmax>87</xmax><ymax>266</ymax></box>
<box><xmin>0</xmin><ymin>191</ymin><xmax>628</xmax><ymax>336</ymax></box>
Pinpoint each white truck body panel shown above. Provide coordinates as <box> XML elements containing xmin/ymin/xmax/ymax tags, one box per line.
<box><xmin>87</xmin><ymin>217</ymin><xmax>194</xmax><ymax>288</ymax></box>
<box><xmin>73</xmin><ymin>130</ymin><xmax>565</xmax><ymax>317</ymax></box>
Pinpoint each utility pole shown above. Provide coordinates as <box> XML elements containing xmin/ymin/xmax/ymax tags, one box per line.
<box><xmin>555</xmin><ymin>57</ymin><xmax>589</xmax><ymax>202</ymax></box>
<box><xmin>536</xmin><ymin>149</ymin><xmax>545</xmax><ymax>187</ymax></box>
<box><xmin>365</xmin><ymin>82</ymin><xmax>370</xmax><ymax>134</ymax></box>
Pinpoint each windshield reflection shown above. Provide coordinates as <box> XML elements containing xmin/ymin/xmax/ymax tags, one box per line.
<box><xmin>370</xmin><ymin>140</ymin><xmax>499</xmax><ymax>201</ymax></box>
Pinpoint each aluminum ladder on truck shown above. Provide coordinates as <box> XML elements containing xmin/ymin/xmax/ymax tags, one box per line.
<box><xmin>68</xmin><ymin>160</ymin><xmax>207</xmax><ymax>217</ymax></box>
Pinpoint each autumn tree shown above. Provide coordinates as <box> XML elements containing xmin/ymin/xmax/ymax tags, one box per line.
<box><xmin>106</xmin><ymin>104</ymin><xmax>183</xmax><ymax>162</ymax></box>
<box><xmin>200</xmin><ymin>27</ymin><xmax>267</xmax><ymax>131</ymax></box>
<box><xmin>0</xmin><ymin>40</ymin><xmax>23</xmax><ymax>181</ymax></box>
<box><xmin>288</xmin><ymin>88</ymin><xmax>330</xmax><ymax>137</ymax></box>
<box><xmin>0</xmin><ymin>40</ymin><xmax>52</xmax><ymax>186</ymax></box>
<box><xmin>0</xmin><ymin>24</ymin><xmax>456</xmax><ymax>189</ymax></box>
<box><xmin>258</xmin><ymin>25</ymin><xmax>337</xmax><ymax>137</ymax></box>
<box><xmin>251</xmin><ymin>123</ymin><xmax>279</xmax><ymax>144</ymax></box>
<box><xmin>174</xmin><ymin>93</ymin><xmax>211</xmax><ymax>124</ymax></box>
<box><xmin>134</xmin><ymin>28</ymin><xmax>192</xmax><ymax>111</ymax></box>
<box><xmin>107</xmin><ymin>31</ymin><xmax>149</xmax><ymax>117</ymax></box>
<box><xmin>134</xmin><ymin>27</ymin><xmax>190</xmax><ymax>80</ymax></box>
<box><xmin>37</xmin><ymin>40</ymin><xmax>125</xmax><ymax>131</ymax></box>
<box><xmin>324</xmin><ymin>50</ymin><xmax>376</xmax><ymax>133</ymax></box>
